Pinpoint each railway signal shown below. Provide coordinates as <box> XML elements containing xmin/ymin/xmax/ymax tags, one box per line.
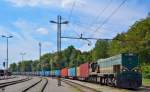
<box><xmin>3</xmin><ymin>62</ymin><xmax>5</xmax><ymax>68</ymax></box>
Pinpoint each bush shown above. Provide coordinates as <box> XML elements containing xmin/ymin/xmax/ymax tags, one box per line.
<box><xmin>143</xmin><ymin>73</ymin><xmax>150</xmax><ymax>79</ymax></box>
<box><xmin>141</xmin><ymin>65</ymin><xmax>150</xmax><ymax>74</ymax></box>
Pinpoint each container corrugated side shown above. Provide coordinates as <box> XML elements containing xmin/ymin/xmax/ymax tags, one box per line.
<box><xmin>68</xmin><ymin>67</ymin><xmax>76</xmax><ymax>77</ymax></box>
<box><xmin>79</xmin><ymin>63</ymin><xmax>89</xmax><ymax>78</ymax></box>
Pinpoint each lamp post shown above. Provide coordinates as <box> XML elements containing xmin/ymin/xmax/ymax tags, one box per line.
<box><xmin>50</xmin><ymin>15</ymin><xmax>69</xmax><ymax>86</ymax></box>
<box><xmin>1</xmin><ymin>35</ymin><xmax>13</xmax><ymax>73</ymax></box>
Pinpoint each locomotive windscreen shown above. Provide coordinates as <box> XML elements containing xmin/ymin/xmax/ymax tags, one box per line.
<box><xmin>122</xmin><ymin>53</ymin><xmax>139</xmax><ymax>70</ymax></box>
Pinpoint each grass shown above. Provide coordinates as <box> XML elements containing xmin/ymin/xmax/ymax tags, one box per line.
<box><xmin>142</xmin><ymin>78</ymin><xmax>150</xmax><ymax>86</ymax></box>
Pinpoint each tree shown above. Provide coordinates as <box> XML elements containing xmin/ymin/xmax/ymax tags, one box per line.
<box><xmin>9</xmin><ymin>63</ymin><xmax>17</xmax><ymax>72</ymax></box>
<box><xmin>92</xmin><ymin>40</ymin><xmax>110</xmax><ymax>61</ymax></box>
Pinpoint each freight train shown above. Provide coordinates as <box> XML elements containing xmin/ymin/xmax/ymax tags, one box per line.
<box><xmin>13</xmin><ymin>53</ymin><xmax>142</xmax><ymax>89</ymax></box>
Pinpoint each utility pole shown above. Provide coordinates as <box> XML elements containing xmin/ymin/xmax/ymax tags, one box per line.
<box><xmin>50</xmin><ymin>15</ymin><xmax>69</xmax><ymax>86</ymax></box>
<box><xmin>20</xmin><ymin>52</ymin><xmax>26</xmax><ymax>73</ymax></box>
<box><xmin>39</xmin><ymin>42</ymin><xmax>43</xmax><ymax>72</ymax></box>
<box><xmin>1</xmin><ymin>35</ymin><xmax>13</xmax><ymax>74</ymax></box>
<box><xmin>50</xmin><ymin>51</ymin><xmax>54</xmax><ymax>74</ymax></box>
<box><xmin>20</xmin><ymin>53</ymin><xmax>26</xmax><ymax>62</ymax></box>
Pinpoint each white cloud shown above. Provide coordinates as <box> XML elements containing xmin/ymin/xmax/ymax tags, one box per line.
<box><xmin>5</xmin><ymin>0</ymin><xmax>84</xmax><ymax>8</ymax></box>
<box><xmin>36</xmin><ymin>27</ymin><xmax>49</xmax><ymax>35</ymax></box>
<box><xmin>5</xmin><ymin>0</ymin><xmax>53</xmax><ymax>7</ymax></box>
<box><xmin>61</xmin><ymin>0</ymin><xmax>85</xmax><ymax>8</ymax></box>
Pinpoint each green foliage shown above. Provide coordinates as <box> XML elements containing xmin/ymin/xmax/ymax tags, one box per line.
<box><xmin>109</xmin><ymin>14</ymin><xmax>150</xmax><ymax>64</ymax></box>
<box><xmin>9</xmin><ymin>63</ymin><xmax>17</xmax><ymax>72</ymax></box>
<box><xmin>142</xmin><ymin>78</ymin><xmax>150</xmax><ymax>86</ymax></box>
<box><xmin>142</xmin><ymin>65</ymin><xmax>150</xmax><ymax>74</ymax></box>
<box><xmin>92</xmin><ymin>40</ymin><xmax>110</xmax><ymax>61</ymax></box>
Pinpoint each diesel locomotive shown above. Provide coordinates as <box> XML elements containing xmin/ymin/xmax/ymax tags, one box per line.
<box><xmin>89</xmin><ymin>53</ymin><xmax>142</xmax><ymax>88</ymax></box>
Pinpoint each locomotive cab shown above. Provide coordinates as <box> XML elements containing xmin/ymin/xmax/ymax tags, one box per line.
<box><xmin>116</xmin><ymin>53</ymin><xmax>142</xmax><ymax>89</ymax></box>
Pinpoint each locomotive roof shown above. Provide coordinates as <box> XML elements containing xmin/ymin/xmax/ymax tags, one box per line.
<box><xmin>97</xmin><ymin>54</ymin><xmax>122</xmax><ymax>63</ymax></box>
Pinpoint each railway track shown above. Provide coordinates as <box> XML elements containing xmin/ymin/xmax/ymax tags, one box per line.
<box><xmin>0</xmin><ymin>76</ymin><xmax>16</xmax><ymax>80</ymax></box>
<box><xmin>62</xmin><ymin>79</ymin><xmax>101</xmax><ymax>92</ymax></box>
<box><xmin>22</xmin><ymin>77</ymin><xmax>48</xmax><ymax>92</ymax></box>
<box><xmin>0</xmin><ymin>77</ymin><xmax>31</xmax><ymax>88</ymax></box>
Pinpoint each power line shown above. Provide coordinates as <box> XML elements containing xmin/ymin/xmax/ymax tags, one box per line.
<box><xmin>68</xmin><ymin>0</ymin><xmax>79</xmax><ymax>36</ymax></box>
<box><xmin>91</xmin><ymin>0</ymin><xmax>128</xmax><ymax>35</ymax></box>
<box><xmin>67</xmin><ymin>0</ymin><xmax>112</xmax><ymax>39</ymax></box>
<box><xmin>82</xmin><ymin>0</ymin><xmax>113</xmax><ymax>35</ymax></box>
<box><xmin>68</xmin><ymin>0</ymin><xmax>77</xmax><ymax>21</ymax></box>
<box><xmin>71</xmin><ymin>0</ymin><xmax>113</xmax><ymax>46</ymax></box>
<box><xmin>78</xmin><ymin>0</ymin><xmax>127</xmax><ymax>47</ymax></box>
<box><xmin>67</xmin><ymin>0</ymin><xmax>82</xmax><ymax>37</ymax></box>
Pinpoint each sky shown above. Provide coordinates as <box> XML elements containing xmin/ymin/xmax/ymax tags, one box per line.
<box><xmin>0</xmin><ymin>0</ymin><xmax>149</xmax><ymax>68</ymax></box>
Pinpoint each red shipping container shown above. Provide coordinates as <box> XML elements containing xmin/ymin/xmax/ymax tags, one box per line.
<box><xmin>79</xmin><ymin>62</ymin><xmax>89</xmax><ymax>78</ymax></box>
<box><xmin>61</xmin><ymin>68</ymin><xmax>68</xmax><ymax>77</ymax></box>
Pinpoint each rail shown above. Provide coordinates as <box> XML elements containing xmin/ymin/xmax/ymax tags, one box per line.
<box><xmin>0</xmin><ymin>77</ymin><xmax>31</xmax><ymax>88</ymax></box>
<box><xmin>62</xmin><ymin>79</ymin><xmax>101</xmax><ymax>92</ymax></box>
<box><xmin>22</xmin><ymin>77</ymin><xmax>48</xmax><ymax>92</ymax></box>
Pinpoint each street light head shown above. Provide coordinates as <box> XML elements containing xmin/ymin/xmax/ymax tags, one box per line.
<box><xmin>1</xmin><ymin>35</ymin><xmax>13</xmax><ymax>38</ymax></box>
<box><xmin>20</xmin><ymin>52</ymin><xmax>26</xmax><ymax>55</ymax></box>
<box><xmin>62</xmin><ymin>21</ymin><xmax>69</xmax><ymax>24</ymax></box>
<box><xmin>50</xmin><ymin>21</ymin><xmax>57</xmax><ymax>24</ymax></box>
<box><xmin>39</xmin><ymin>42</ymin><xmax>41</xmax><ymax>46</ymax></box>
<box><xmin>9</xmin><ymin>36</ymin><xmax>13</xmax><ymax>38</ymax></box>
<box><xmin>2</xmin><ymin>35</ymin><xmax>6</xmax><ymax>38</ymax></box>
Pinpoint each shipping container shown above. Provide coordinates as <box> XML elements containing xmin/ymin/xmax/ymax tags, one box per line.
<box><xmin>36</xmin><ymin>71</ymin><xmax>40</xmax><ymax>76</ymax></box>
<box><xmin>45</xmin><ymin>71</ymin><xmax>50</xmax><ymax>76</ymax></box>
<box><xmin>50</xmin><ymin>70</ymin><xmax>55</xmax><ymax>77</ymax></box>
<box><xmin>61</xmin><ymin>68</ymin><xmax>68</xmax><ymax>77</ymax></box>
<box><xmin>68</xmin><ymin>67</ymin><xmax>76</xmax><ymax>78</ymax></box>
<box><xmin>37</xmin><ymin>71</ymin><xmax>40</xmax><ymax>76</ymax></box>
<box><xmin>40</xmin><ymin>71</ymin><xmax>45</xmax><ymax>76</ymax></box>
<box><xmin>77</xmin><ymin>67</ymin><xmax>80</xmax><ymax>77</ymax></box>
<box><xmin>55</xmin><ymin>70</ymin><xmax>61</xmax><ymax>77</ymax></box>
<box><xmin>79</xmin><ymin>63</ymin><xmax>89</xmax><ymax>79</ymax></box>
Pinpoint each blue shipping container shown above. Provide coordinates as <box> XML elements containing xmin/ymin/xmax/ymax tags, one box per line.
<box><xmin>45</xmin><ymin>71</ymin><xmax>50</xmax><ymax>76</ymax></box>
<box><xmin>40</xmin><ymin>71</ymin><xmax>45</xmax><ymax>76</ymax></box>
<box><xmin>55</xmin><ymin>70</ymin><xmax>61</xmax><ymax>77</ymax></box>
<box><xmin>50</xmin><ymin>70</ymin><xmax>55</xmax><ymax>76</ymax></box>
<box><xmin>68</xmin><ymin>67</ymin><xmax>76</xmax><ymax>77</ymax></box>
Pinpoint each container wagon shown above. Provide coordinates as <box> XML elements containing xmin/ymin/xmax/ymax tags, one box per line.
<box><xmin>77</xmin><ymin>67</ymin><xmax>80</xmax><ymax>77</ymax></box>
<box><xmin>79</xmin><ymin>63</ymin><xmax>89</xmax><ymax>80</ymax></box>
<box><xmin>55</xmin><ymin>70</ymin><xmax>61</xmax><ymax>77</ymax></box>
<box><xmin>45</xmin><ymin>71</ymin><xmax>50</xmax><ymax>77</ymax></box>
<box><xmin>50</xmin><ymin>70</ymin><xmax>55</xmax><ymax>77</ymax></box>
<box><xmin>61</xmin><ymin>68</ymin><xmax>68</xmax><ymax>78</ymax></box>
<box><xmin>68</xmin><ymin>67</ymin><xmax>76</xmax><ymax>79</ymax></box>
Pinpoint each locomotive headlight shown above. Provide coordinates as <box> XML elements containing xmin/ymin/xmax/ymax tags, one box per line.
<box><xmin>122</xmin><ymin>69</ymin><xmax>126</xmax><ymax>72</ymax></box>
<box><xmin>122</xmin><ymin>67</ymin><xmax>129</xmax><ymax>72</ymax></box>
<box><xmin>134</xmin><ymin>69</ymin><xmax>138</xmax><ymax>72</ymax></box>
<box><xmin>132</xmin><ymin>67</ymin><xmax>140</xmax><ymax>72</ymax></box>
